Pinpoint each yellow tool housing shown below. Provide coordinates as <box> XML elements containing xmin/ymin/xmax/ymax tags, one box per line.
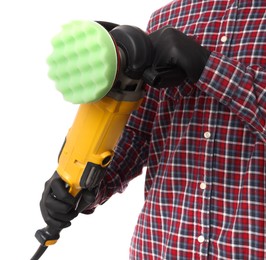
<box><xmin>57</xmin><ymin>94</ymin><xmax>143</xmax><ymax>196</ymax></box>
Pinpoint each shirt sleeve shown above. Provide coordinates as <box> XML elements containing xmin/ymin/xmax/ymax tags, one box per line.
<box><xmin>197</xmin><ymin>51</ymin><xmax>266</xmax><ymax>141</ymax></box>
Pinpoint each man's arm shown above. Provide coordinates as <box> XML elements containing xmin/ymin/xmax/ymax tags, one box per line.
<box><xmin>197</xmin><ymin>52</ymin><xmax>266</xmax><ymax>141</ymax></box>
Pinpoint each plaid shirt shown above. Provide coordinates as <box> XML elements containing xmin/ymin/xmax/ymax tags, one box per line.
<box><xmin>102</xmin><ymin>0</ymin><xmax>266</xmax><ymax>259</ymax></box>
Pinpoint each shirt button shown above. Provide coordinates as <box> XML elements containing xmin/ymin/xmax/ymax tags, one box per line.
<box><xmin>221</xmin><ymin>35</ymin><xmax>227</xmax><ymax>43</ymax></box>
<box><xmin>204</xmin><ymin>131</ymin><xmax>211</xmax><ymax>139</ymax></box>
<box><xmin>198</xmin><ymin>235</ymin><xmax>205</xmax><ymax>243</ymax></box>
<box><xmin>200</xmin><ymin>182</ymin><xmax>207</xmax><ymax>190</ymax></box>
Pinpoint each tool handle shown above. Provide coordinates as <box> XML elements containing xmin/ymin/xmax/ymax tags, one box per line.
<box><xmin>35</xmin><ymin>225</ymin><xmax>61</xmax><ymax>246</ymax></box>
<box><xmin>143</xmin><ymin>67</ymin><xmax>187</xmax><ymax>88</ymax></box>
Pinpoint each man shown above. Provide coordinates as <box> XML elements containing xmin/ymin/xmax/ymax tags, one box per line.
<box><xmin>41</xmin><ymin>0</ymin><xmax>266</xmax><ymax>258</ymax></box>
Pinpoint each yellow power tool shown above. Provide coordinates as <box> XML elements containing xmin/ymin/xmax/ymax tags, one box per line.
<box><xmin>31</xmin><ymin>20</ymin><xmax>154</xmax><ymax>259</ymax></box>
<box><xmin>31</xmin><ymin>20</ymin><xmax>182</xmax><ymax>260</ymax></box>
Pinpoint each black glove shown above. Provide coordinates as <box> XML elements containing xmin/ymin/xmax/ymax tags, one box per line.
<box><xmin>40</xmin><ymin>172</ymin><xmax>97</xmax><ymax>229</ymax></box>
<box><xmin>144</xmin><ymin>26</ymin><xmax>211</xmax><ymax>88</ymax></box>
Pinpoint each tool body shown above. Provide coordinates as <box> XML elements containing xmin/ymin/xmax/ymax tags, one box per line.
<box><xmin>57</xmin><ymin>92</ymin><xmax>144</xmax><ymax>196</ymax></box>
<box><xmin>32</xmin><ymin>21</ymin><xmax>153</xmax><ymax>259</ymax></box>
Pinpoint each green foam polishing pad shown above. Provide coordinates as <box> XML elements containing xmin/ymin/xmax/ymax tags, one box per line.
<box><xmin>47</xmin><ymin>20</ymin><xmax>118</xmax><ymax>104</ymax></box>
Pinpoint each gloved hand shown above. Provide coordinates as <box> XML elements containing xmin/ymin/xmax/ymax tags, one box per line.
<box><xmin>144</xmin><ymin>26</ymin><xmax>211</xmax><ymax>87</ymax></box>
<box><xmin>40</xmin><ymin>172</ymin><xmax>98</xmax><ymax>230</ymax></box>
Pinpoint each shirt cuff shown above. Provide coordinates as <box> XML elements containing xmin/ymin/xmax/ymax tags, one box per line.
<box><xmin>197</xmin><ymin>51</ymin><xmax>245</xmax><ymax>106</ymax></box>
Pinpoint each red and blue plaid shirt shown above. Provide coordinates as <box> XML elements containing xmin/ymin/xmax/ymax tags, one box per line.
<box><xmin>102</xmin><ymin>0</ymin><xmax>266</xmax><ymax>259</ymax></box>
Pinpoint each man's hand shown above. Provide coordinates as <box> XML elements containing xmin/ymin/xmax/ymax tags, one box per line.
<box><xmin>146</xmin><ymin>26</ymin><xmax>211</xmax><ymax>87</ymax></box>
<box><xmin>40</xmin><ymin>172</ymin><xmax>97</xmax><ymax>229</ymax></box>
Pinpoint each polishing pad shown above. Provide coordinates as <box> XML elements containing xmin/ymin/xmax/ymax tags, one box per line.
<box><xmin>47</xmin><ymin>20</ymin><xmax>118</xmax><ymax>104</ymax></box>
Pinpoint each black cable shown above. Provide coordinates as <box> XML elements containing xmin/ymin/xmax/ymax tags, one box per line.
<box><xmin>30</xmin><ymin>245</ymin><xmax>48</xmax><ymax>260</ymax></box>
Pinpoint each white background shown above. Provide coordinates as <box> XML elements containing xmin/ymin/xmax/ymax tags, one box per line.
<box><xmin>0</xmin><ymin>0</ymin><xmax>169</xmax><ymax>259</ymax></box>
